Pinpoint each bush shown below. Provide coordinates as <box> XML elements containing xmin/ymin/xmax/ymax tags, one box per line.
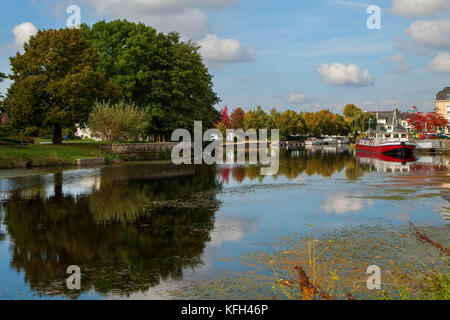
<box><xmin>0</xmin><ymin>125</ymin><xmax>15</xmax><ymax>138</ymax></box>
<box><xmin>21</xmin><ymin>126</ymin><xmax>38</xmax><ymax>137</ymax></box>
<box><xmin>0</xmin><ymin>135</ymin><xmax>34</xmax><ymax>145</ymax></box>
<box><xmin>88</xmin><ymin>101</ymin><xmax>148</xmax><ymax>143</ymax></box>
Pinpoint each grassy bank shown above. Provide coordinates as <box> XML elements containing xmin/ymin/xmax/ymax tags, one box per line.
<box><xmin>0</xmin><ymin>143</ymin><xmax>105</xmax><ymax>169</ymax></box>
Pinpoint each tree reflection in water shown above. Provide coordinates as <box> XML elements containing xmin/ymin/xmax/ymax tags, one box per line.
<box><xmin>1</xmin><ymin>164</ymin><xmax>220</xmax><ymax>298</ymax></box>
<box><xmin>217</xmin><ymin>148</ymin><xmax>373</xmax><ymax>185</ymax></box>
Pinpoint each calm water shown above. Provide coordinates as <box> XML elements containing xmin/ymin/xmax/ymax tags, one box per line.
<box><xmin>0</xmin><ymin>146</ymin><xmax>449</xmax><ymax>299</ymax></box>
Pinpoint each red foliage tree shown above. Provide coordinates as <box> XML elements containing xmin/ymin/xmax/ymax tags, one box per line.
<box><xmin>407</xmin><ymin>106</ymin><xmax>448</xmax><ymax>133</ymax></box>
<box><xmin>216</xmin><ymin>105</ymin><xmax>231</xmax><ymax>128</ymax></box>
<box><xmin>230</xmin><ymin>107</ymin><xmax>245</xmax><ymax>129</ymax></box>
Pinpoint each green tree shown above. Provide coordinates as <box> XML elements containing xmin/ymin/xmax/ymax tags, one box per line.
<box><xmin>88</xmin><ymin>101</ymin><xmax>148</xmax><ymax>143</ymax></box>
<box><xmin>272</xmin><ymin>110</ymin><xmax>305</xmax><ymax>139</ymax></box>
<box><xmin>343</xmin><ymin>104</ymin><xmax>375</xmax><ymax>134</ymax></box>
<box><xmin>0</xmin><ymin>72</ymin><xmax>8</xmax><ymax>102</ymax></box>
<box><xmin>81</xmin><ymin>20</ymin><xmax>220</xmax><ymax>140</ymax></box>
<box><xmin>343</xmin><ymin>104</ymin><xmax>361</xmax><ymax>118</ymax></box>
<box><xmin>3</xmin><ymin>28</ymin><xmax>119</xmax><ymax>144</ymax></box>
<box><xmin>243</xmin><ymin>106</ymin><xmax>270</xmax><ymax>131</ymax></box>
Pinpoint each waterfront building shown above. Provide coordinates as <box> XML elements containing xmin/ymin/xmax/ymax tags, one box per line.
<box><xmin>370</xmin><ymin>109</ymin><xmax>411</xmax><ymax>132</ymax></box>
<box><xmin>435</xmin><ymin>87</ymin><xmax>450</xmax><ymax>134</ymax></box>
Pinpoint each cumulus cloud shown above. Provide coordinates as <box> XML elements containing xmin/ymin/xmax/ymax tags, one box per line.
<box><xmin>198</xmin><ymin>34</ymin><xmax>254</xmax><ymax>66</ymax></box>
<box><xmin>80</xmin><ymin>0</ymin><xmax>238</xmax><ymax>40</ymax></box>
<box><xmin>288</xmin><ymin>93</ymin><xmax>306</xmax><ymax>103</ymax></box>
<box><xmin>405</xmin><ymin>19</ymin><xmax>450</xmax><ymax>49</ymax></box>
<box><xmin>428</xmin><ymin>52</ymin><xmax>450</xmax><ymax>73</ymax></box>
<box><xmin>390</xmin><ymin>0</ymin><xmax>450</xmax><ymax>17</ymax></box>
<box><xmin>316</xmin><ymin>62</ymin><xmax>375</xmax><ymax>87</ymax></box>
<box><xmin>321</xmin><ymin>193</ymin><xmax>374</xmax><ymax>215</ymax></box>
<box><xmin>11</xmin><ymin>22</ymin><xmax>38</xmax><ymax>48</ymax></box>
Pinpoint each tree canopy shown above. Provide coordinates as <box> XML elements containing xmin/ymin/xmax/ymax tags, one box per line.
<box><xmin>81</xmin><ymin>20</ymin><xmax>220</xmax><ymax>140</ymax></box>
<box><xmin>342</xmin><ymin>104</ymin><xmax>375</xmax><ymax>135</ymax></box>
<box><xmin>3</xmin><ymin>28</ymin><xmax>119</xmax><ymax>144</ymax></box>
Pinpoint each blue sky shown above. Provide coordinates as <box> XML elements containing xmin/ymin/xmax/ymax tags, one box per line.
<box><xmin>0</xmin><ymin>0</ymin><xmax>449</xmax><ymax>114</ymax></box>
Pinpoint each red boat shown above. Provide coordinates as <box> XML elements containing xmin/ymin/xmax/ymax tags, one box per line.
<box><xmin>356</xmin><ymin>109</ymin><xmax>416</xmax><ymax>157</ymax></box>
<box><xmin>356</xmin><ymin>138</ymin><xmax>416</xmax><ymax>156</ymax></box>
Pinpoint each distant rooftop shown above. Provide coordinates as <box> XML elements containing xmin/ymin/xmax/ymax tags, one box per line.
<box><xmin>369</xmin><ymin>110</ymin><xmax>410</xmax><ymax>122</ymax></box>
<box><xmin>436</xmin><ymin>87</ymin><xmax>450</xmax><ymax>101</ymax></box>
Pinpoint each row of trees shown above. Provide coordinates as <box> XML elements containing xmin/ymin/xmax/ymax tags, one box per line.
<box><xmin>1</xmin><ymin>20</ymin><xmax>220</xmax><ymax>144</ymax></box>
<box><xmin>215</xmin><ymin>104</ymin><xmax>375</xmax><ymax>139</ymax></box>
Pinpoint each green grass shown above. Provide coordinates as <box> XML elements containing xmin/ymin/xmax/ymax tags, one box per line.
<box><xmin>33</xmin><ymin>137</ymin><xmax>100</xmax><ymax>144</ymax></box>
<box><xmin>0</xmin><ymin>143</ymin><xmax>105</xmax><ymax>169</ymax></box>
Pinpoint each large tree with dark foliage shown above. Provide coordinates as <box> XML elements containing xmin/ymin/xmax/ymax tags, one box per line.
<box><xmin>81</xmin><ymin>20</ymin><xmax>220</xmax><ymax>140</ymax></box>
<box><xmin>3</xmin><ymin>28</ymin><xmax>119</xmax><ymax>144</ymax></box>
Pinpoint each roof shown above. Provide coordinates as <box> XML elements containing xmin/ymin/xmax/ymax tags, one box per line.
<box><xmin>436</xmin><ymin>87</ymin><xmax>450</xmax><ymax>101</ymax></box>
<box><xmin>371</xmin><ymin>110</ymin><xmax>410</xmax><ymax>122</ymax></box>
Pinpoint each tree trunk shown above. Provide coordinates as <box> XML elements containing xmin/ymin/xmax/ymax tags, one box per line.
<box><xmin>53</xmin><ymin>123</ymin><xmax>63</xmax><ymax>145</ymax></box>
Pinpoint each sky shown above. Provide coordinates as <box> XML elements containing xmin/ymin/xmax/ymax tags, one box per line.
<box><xmin>0</xmin><ymin>0</ymin><xmax>449</xmax><ymax>114</ymax></box>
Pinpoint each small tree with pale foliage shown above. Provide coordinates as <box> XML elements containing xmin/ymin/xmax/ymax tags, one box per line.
<box><xmin>88</xmin><ymin>101</ymin><xmax>148</xmax><ymax>143</ymax></box>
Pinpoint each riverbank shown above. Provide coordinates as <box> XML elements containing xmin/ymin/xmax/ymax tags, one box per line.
<box><xmin>0</xmin><ymin>143</ymin><xmax>104</xmax><ymax>169</ymax></box>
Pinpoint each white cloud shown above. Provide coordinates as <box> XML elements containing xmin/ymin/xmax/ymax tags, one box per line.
<box><xmin>81</xmin><ymin>0</ymin><xmax>238</xmax><ymax>40</ymax></box>
<box><xmin>405</xmin><ymin>19</ymin><xmax>450</xmax><ymax>49</ymax></box>
<box><xmin>198</xmin><ymin>34</ymin><xmax>254</xmax><ymax>66</ymax></box>
<box><xmin>11</xmin><ymin>22</ymin><xmax>38</xmax><ymax>48</ymax></box>
<box><xmin>428</xmin><ymin>52</ymin><xmax>450</xmax><ymax>73</ymax></box>
<box><xmin>390</xmin><ymin>0</ymin><xmax>450</xmax><ymax>17</ymax></box>
<box><xmin>321</xmin><ymin>193</ymin><xmax>374</xmax><ymax>215</ymax></box>
<box><xmin>288</xmin><ymin>93</ymin><xmax>306</xmax><ymax>103</ymax></box>
<box><xmin>316</xmin><ymin>62</ymin><xmax>375</xmax><ymax>87</ymax></box>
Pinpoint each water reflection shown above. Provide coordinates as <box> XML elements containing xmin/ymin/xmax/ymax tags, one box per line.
<box><xmin>0</xmin><ymin>147</ymin><xmax>449</xmax><ymax>299</ymax></box>
<box><xmin>1</xmin><ymin>164</ymin><xmax>219</xmax><ymax>298</ymax></box>
<box><xmin>218</xmin><ymin>147</ymin><xmax>371</xmax><ymax>184</ymax></box>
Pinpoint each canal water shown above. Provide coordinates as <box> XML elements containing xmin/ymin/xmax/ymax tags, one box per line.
<box><xmin>0</xmin><ymin>146</ymin><xmax>448</xmax><ymax>299</ymax></box>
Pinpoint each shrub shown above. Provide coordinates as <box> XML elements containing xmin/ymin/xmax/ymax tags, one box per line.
<box><xmin>88</xmin><ymin>101</ymin><xmax>148</xmax><ymax>143</ymax></box>
<box><xmin>0</xmin><ymin>136</ymin><xmax>34</xmax><ymax>145</ymax></box>
<box><xmin>21</xmin><ymin>126</ymin><xmax>38</xmax><ymax>137</ymax></box>
<box><xmin>0</xmin><ymin>125</ymin><xmax>15</xmax><ymax>139</ymax></box>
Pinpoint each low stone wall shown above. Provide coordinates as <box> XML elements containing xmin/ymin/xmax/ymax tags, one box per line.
<box><xmin>101</xmin><ymin>143</ymin><xmax>179</xmax><ymax>155</ymax></box>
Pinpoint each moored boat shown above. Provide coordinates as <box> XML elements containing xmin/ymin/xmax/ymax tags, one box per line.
<box><xmin>356</xmin><ymin>109</ymin><xmax>416</xmax><ymax>157</ymax></box>
<box><xmin>305</xmin><ymin>138</ymin><xmax>323</xmax><ymax>146</ymax></box>
<box><xmin>356</xmin><ymin>134</ymin><xmax>416</xmax><ymax>156</ymax></box>
<box><xmin>322</xmin><ymin>137</ymin><xmax>338</xmax><ymax>145</ymax></box>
